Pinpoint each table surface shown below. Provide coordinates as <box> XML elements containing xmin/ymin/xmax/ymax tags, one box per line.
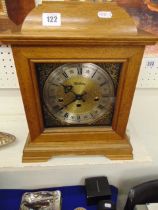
<box><xmin>0</xmin><ymin>185</ymin><xmax>118</xmax><ymax>210</ymax></box>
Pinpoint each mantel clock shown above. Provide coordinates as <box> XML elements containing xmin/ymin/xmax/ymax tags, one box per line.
<box><xmin>0</xmin><ymin>1</ymin><xmax>157</xmax><ymax>162</ymax></box>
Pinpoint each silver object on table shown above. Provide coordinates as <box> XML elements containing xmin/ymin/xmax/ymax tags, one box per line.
<box><xmin>20</xmin><ymin>190</ymin><xmax>61</xmax><ymax>210</ymax></box>
<box><xmin>0</xmin><ymin>132</ymin><xmax>16</xmax><ymax>147</ymax></box>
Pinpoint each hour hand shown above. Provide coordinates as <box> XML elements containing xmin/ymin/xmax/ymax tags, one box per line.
<box><xmin>61</xmin><ymin>84</ymin><xmax>73</xmax><ymax>94</ymax></box>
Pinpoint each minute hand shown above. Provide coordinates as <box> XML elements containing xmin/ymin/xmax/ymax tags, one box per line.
<box><xmin>58</xmin><ymin>97</ymin><xmax>76</xmax><ymax>112</ymax></box>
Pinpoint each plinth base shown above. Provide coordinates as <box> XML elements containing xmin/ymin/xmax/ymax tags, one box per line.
<box><xmin>22</xmin><ymin>135</ymin><xmax>133</xmax><ymax>163</ymax></box>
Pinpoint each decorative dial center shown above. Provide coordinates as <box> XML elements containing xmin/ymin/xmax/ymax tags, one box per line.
<box><xmin>56</xmin><ymin>76</ymin><xmax>101</xmax><ymax>115</ymax></box>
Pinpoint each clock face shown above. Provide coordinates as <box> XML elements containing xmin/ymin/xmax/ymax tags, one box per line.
<box><xmin>43</xmin><ymin>63</ymin><xmax>114</xmax><ymax>124</ymax></box>
<box><xmin>36</xmin><ymin>62</ymin><xmax>121</xmax><ymax>127</ymax></box>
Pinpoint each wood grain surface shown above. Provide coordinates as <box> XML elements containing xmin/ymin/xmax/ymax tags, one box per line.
<box><xmin>0</xmin><ymin>2</ymin><xmax>157</xmax><ymax>45</ymax></box>
<box><xmin>12</xmin><ymin>44</ymin><xmax>143</xmax><ymax>162</ymax></box>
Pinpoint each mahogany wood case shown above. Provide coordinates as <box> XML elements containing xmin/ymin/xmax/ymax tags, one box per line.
<box><xmin>0</xmin><ymin>2</ymin><xmax>157</xmax><ymax>162</ymax></box>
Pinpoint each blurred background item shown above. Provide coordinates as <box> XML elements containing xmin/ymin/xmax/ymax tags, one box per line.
<box><xmin>0</xmin><ymin>132</ymin><xmax>16</xmax><ymax>148</ymax></box>
<box><xmin>144</xmin><ymin>0</ymin><xmax>158</xmax><ymax>12</ymax></box>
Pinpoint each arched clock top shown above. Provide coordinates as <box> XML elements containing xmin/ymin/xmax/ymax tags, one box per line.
<box><xmin>0</xmin><ymin>2</ymin><xmax>157</xmax><ymax>45</ymax></box>
<box><xmin>22</xmin><ymin>2</ymin><xmax>138</xmax><ymax>37</ymax></box>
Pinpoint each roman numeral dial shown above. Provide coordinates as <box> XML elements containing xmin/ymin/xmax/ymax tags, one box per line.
<box><xmin>43</xmin><ymin>63</ymin><xmax>115</xmax><ymax>124</ymax></box>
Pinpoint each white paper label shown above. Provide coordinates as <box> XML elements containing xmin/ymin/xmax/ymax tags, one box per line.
<box><xmin>104</xmin><ymin>203</ymin><xmax>112</xmax><ymax>208</ymax></box>
<box><xmin>98</xmin><ymin>11</ymin><xmax>112</xmax><ymax>19</ymax></box>
<box><xmin>42</xmin><ymin>13</ymin><xmax>61</xmax><ymax>26</ymax></box>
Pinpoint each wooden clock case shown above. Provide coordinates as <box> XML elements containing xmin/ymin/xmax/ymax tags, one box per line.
<box><xmin>0</xmin><ymin>2</ymin><xmax>157</xmax><ymax>162</ymax></box>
